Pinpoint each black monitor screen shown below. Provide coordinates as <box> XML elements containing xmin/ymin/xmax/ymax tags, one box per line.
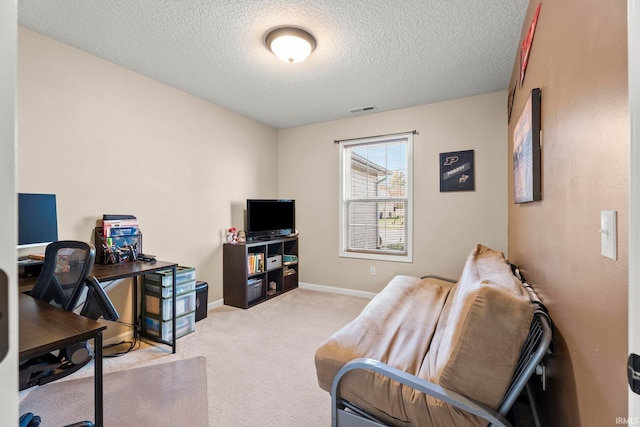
<box><xmin>18</xmin><ymin>193</ymin><xmax>58</xmax><ymax>248</ymax></box>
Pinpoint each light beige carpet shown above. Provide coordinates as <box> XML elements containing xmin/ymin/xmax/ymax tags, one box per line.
<box><xmin>20</xmin><ymin>356</ymin><xmax>208</xmax><ymax>427</ymax></box>
<box><xmin>22</xmin><ymin>288</ymin><xmax>370</xmax><ymax>427</ymax></box>
<box><xmin>176</xmin><ymin>288</ymin><xmax>370</xmax><ymax>427</ymax></box>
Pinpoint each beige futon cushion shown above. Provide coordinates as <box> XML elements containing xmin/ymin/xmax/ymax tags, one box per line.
<box><xmin>423</xmin><ymin>244</ymin><xmax>534</xmax><ymax>422</ymax></box>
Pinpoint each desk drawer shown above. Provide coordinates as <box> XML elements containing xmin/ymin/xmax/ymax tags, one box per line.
<box><xmin>144</xmin><ymin>266</ymin><xmax>196</xmax><ymax>287</ymax></box>
<box><xmin>145</xmin><ymin>291</ymin><xmax>196</xmax><ymax>321</ymax></box>
<box><xmin>144</xmin><ymin>279</ymin><xmax>196</xmax><ymax>298</ymax></box>
<box><xmin>143</xmin><ymin>312</ymin><xmax>195</xmax><ymax>342</ymax></box>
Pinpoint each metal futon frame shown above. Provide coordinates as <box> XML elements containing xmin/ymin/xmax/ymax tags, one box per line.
<box><xmin>330</xmin><ymin>272</ymin><xmax>552</xmax><ymax>427</ymax></box>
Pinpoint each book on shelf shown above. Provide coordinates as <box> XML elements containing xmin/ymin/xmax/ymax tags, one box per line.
<box><xmin>247</xmin><ymin>253</ymin><xmax>264</xmax><ymax>274</ymax></box>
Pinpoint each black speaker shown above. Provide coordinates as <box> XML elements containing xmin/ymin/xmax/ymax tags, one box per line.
<box><xmin>195</xmin><ymin>281</ymin><xmax>208</xmax><ymax>322</ymax></box>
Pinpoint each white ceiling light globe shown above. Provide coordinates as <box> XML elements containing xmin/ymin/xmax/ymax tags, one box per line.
<box><xmin>266</xmin><ymin>27</ymin><xmax>316</xmax><ymax>64</ymax></box>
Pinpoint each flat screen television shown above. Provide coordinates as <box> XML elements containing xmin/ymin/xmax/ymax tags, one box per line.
<box><xmin>18</xmin><ymin>193</ymin><xmax>58</xmax><ymax>248</ymax></box>
<box><xmin>246</xmin><ymin>199</ymin><xmax>295</xmax><ymax>240</ymax></box>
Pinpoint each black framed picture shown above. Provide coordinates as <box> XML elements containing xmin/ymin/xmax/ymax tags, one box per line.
<box><xmin>439</xmin><ymin>150</ymin><xmax>475</xmax><ymax>192</ymax></box>
<box><xmin>513</xmin><ymin>88</ymin><xmax>542</xmax><ymax>204</ymax></box>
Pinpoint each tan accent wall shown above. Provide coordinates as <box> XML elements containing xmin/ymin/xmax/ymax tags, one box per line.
<box><xmin>507</xmin><ymin>1</ymin><xmax>628</xmax><ymax>425</ymax></box>
<box><xmin>278</xmin><ymin>92</ymin><xmax>508</xmax><ymax>293</ymax></box>
<box><xmin>17</xmin><ymin>27</ymin><xmax>278</xmax><ymax>319</ymax></box>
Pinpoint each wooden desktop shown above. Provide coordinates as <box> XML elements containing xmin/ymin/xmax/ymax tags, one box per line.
<box><xmin>19</xmin><ymin>260</ymin><xmax>179</xmax><ymax>354</ymax></box>
<box><xmin>19</xmin><ymin>293</ymin><xmax>106</xmax><ymax>426</ymax></box>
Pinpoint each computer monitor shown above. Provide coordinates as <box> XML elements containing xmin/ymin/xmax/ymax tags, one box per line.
<box><xmin>18</xmin><ymin>193</ymin><xmax>58</xmax><ymax>249</ymax></box>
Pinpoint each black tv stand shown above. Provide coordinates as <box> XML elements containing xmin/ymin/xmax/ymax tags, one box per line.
<box><xmin>223</xmin><ymin>236</ymin><xmax>298</xmax><ymax>309</ymax></box>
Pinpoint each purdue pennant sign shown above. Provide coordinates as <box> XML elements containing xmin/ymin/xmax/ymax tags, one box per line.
<box><xmin>440</xmin><ymin>150</ymin><xmax>475</xmax><ymax>192</ymax></box>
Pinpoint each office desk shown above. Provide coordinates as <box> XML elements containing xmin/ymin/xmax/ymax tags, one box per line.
<box><xmin>20</xmin><ymin>260</ymin><xmax>179</xmax><ymax>353</ymax></box>
<box><xmin>19</xmin><ymin>293</ymin><xmax>106</xmax><ymax>426</ymax></box>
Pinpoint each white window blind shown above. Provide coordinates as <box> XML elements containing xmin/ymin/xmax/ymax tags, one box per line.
<box><xmin>339</xmin><ymin>133</ymin><xmax>413</xmax><ymax>262</ymax></box>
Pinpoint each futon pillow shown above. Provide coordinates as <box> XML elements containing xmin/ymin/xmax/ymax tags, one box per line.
<box><xmin>424</xmin><ymin>244</ymin><xmax>533</xmax><ymax>411</ymax></box>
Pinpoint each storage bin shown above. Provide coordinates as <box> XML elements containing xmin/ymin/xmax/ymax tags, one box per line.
<box><xmin>144</xmin><ymin>279</ymin><xmax>196</xmax><ymax>298</ymax></box>
<box><xmin>145</xmin><ymin>291</ymin><xmax>196</xmax><ymax>321</ymax></box>
<box><xmin>247</xmin><ymin>278</ymin><xmax>263</xmax><ymax>302</ymax></box>
<box><xmin>266</xmin><ymin>255</ymin><xmax>282</xmax><ymax>271</ymax></box>
<box><xmin>143</xmin><ymin>312</ymin><xmax>195</xmax><ymax>342</ymax></box>
<box><xmin>283</xmin><ymin>272</ymin><xmax>297</xmax><ymax>292</ymax></box>
<box><xmin>144</xmin><ymin>266</ymin><xmax>196</xmax><ymax>287</ymax></box>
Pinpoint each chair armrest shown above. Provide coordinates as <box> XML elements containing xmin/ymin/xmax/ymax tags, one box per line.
<box><xmin>331</xmin><ymin>358</ymin><xmax>512</xmax><ymax>427</ymax></box>
<box><xmin>81</xmin><ymin>276</ymin><xmax>119</xmax><ymax>321</ymax></box>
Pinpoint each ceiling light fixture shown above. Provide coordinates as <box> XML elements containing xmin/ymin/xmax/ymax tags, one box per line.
<box><xmin>265</xmin><ymin>27</ymin><xmax>316</xmax><ymax>64</ymax></box>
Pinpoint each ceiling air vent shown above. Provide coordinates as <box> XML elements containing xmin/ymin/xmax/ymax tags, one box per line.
<box><xmin>349</xmin><ymin>105</ymin><xmax>376</xmax><ymax>114</ymax></box>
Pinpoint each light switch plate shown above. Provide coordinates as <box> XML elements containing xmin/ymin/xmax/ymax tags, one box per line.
<box><xmin>0</xmin><ymin>270</ymin><xmax>7</xmax><ymax>363</ymax></box>
<box><xmin>600</xmin><ymin>210</ymin><xmax>617</xmax><ymax>260</ymax></box>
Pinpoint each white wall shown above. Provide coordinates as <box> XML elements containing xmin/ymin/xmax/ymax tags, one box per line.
<box><xmin>0</xmin><ymin>0</ymin><xmax>18</xmax><ymax>424</ymax></box>
<box><xmin>18</xmin><ymin>27</ymin><xmax>279</xmax><ymax>337</ymax></box>
<box><xmin>277</xmin><ymin>92</ymin><xmax>508</xmax><ymax>293</ymax></box>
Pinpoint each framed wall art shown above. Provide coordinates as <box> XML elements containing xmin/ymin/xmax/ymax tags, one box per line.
<box><xmin>513</xmin><ymin>88</ymin><xmax>542</xmax><ymax>204</ymax></box>
<box><xmin>440</xmin><ymin>150</ymin><xmax>475</xmax><ymax>192</ymax></box>
<box><xmin>520</xmin><ymin>3</ymin><xmax>541</xmax><ymax>86</ymax></box>
<box><xmin>507</xmin><ymin>83</ymin><xmax>516</xmax><ymax>124</ymax></box>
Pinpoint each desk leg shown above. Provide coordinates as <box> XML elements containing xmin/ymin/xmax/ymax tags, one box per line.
<box><xmin>133</xmin><ymin>276</ymin><xmax>138</xmax><ymax>341</ymax></box>
<box><xmin>171</xmin><ymin>266</ymin><xmax>176</xmax><ymax>354</ymax></box>
<box><xmin>95</xmin><ymin>332</ymin><xmax>104</xmax><ymax>427</ymax></box>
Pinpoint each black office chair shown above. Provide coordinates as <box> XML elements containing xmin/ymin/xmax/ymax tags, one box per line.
<box><xmin>29</xmin><ymin>240</ymin><xmax>95</xmax><ymax>309</ymax></box>
<box><xmin>19</xmin><ymin>241</ymin><xmax>119</xmax><ymax>391</ymax></box>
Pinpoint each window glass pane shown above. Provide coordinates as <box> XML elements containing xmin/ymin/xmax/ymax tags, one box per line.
<box><xmin>347</xmin><ymin>201</ymin><xmax>380</xmax><ymax>250</ymax></box>
<box><xmin>377</xmin><ymin>200</ymin><xmax>406</xmax><ymax>253</ymax></box>
<box><xmin>346</xmin><ymin>200</ymin><xmax>406</xmax><ymax>254</ymax></box>
<box><xmin>348</xmin><ymin>141</ymin><xmax>407</xmax><ymax>199</ymax></box>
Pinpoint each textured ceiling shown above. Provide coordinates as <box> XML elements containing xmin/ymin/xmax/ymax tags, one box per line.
<box><xmin>18</xmin><ymin>0</ymin><xmax>527</xmax><ymax>129</ymax></box>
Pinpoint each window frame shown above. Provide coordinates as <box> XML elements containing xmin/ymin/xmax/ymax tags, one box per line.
<box><xmin>338</xmin><ymin>132</ymin><xmax>413</xmax><ymax>262</ymax></box>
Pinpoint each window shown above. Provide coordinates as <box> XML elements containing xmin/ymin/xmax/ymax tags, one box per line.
<box><xmin>339</xmin><ymin>132</ymin><xmax>413</xmax><ymax>262</ymax></box>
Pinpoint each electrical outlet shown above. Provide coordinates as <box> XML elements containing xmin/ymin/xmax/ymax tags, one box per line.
<box><xmin>370</xmin><ymin>266</ymin><xmax>376</xmax><ymax>276</ymax></box>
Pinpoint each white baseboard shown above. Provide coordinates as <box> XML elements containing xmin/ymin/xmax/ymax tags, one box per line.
<box><xmin>103</xmin><ymin>330</ymin><xmax>134</xmax><ymax>347</ymax></box>
<box><xmin>208</xmin><ymin>299</ymin><xmax>224</xmax><ymax>310</ymax></box>
<box><xmin>299</xmin><ymin>282</ymin><xmax>376</xmax><ymax>299</ymax></box>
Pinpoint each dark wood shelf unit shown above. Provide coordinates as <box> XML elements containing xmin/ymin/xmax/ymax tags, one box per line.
<box><xmin>223</xmin><ymin>236</ymin><xmax>298</xmax><ymax>309</ymax></box>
